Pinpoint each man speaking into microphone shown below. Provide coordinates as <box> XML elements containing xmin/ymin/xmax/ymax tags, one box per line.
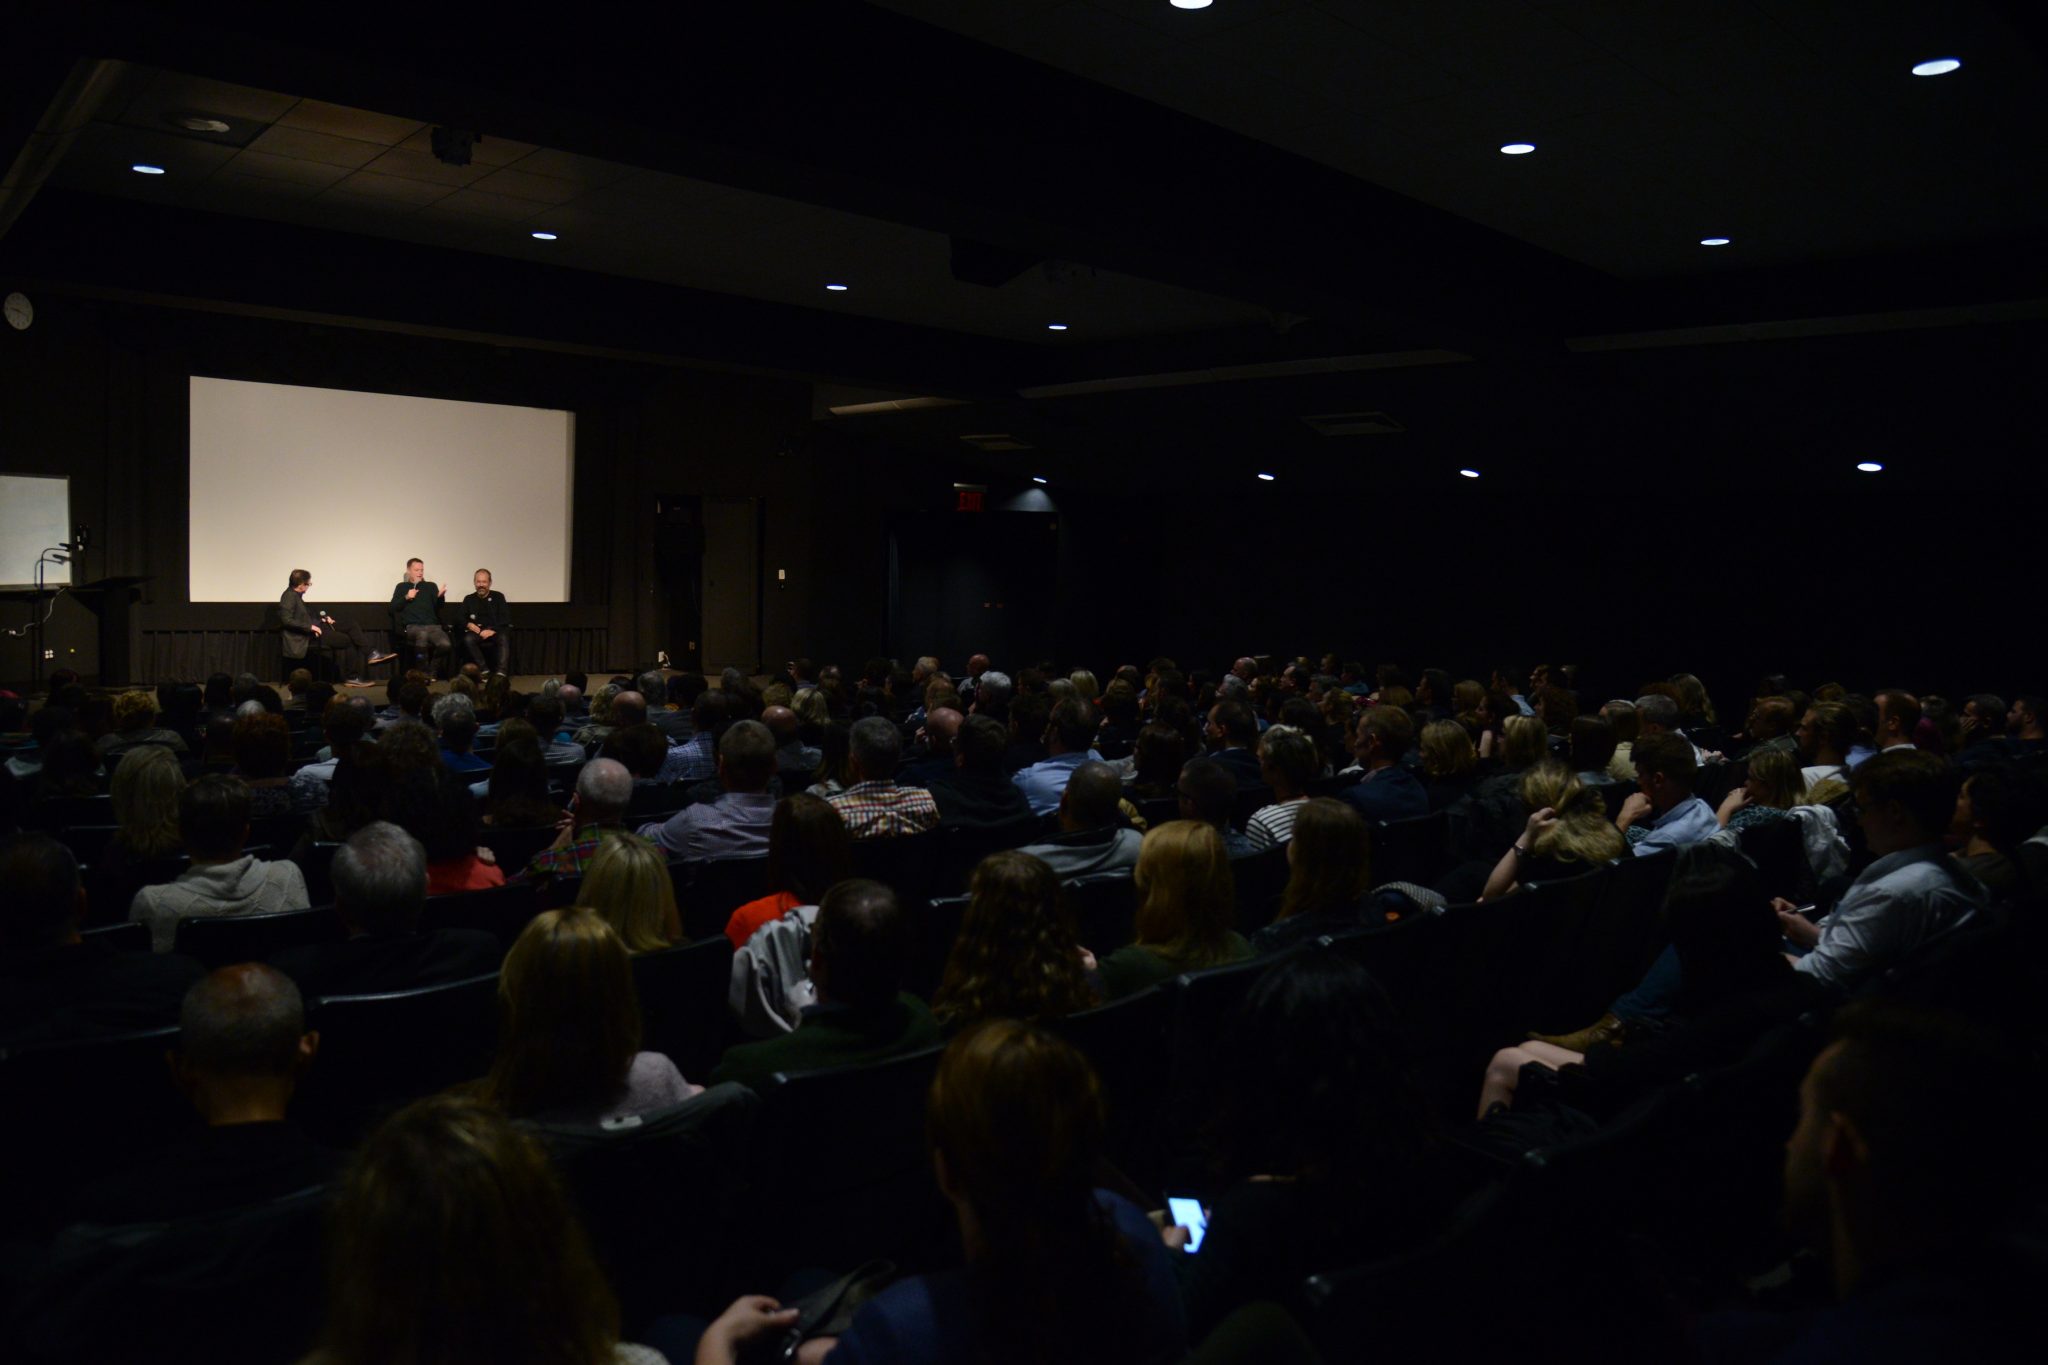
<box><xmin>460</xmin><ymin>567</ymin><xmax>512</xmax><ymax>677</ymax></box>
<box><xmin>389</xmin><ymin>557</ymin><xmax>450</xmax><ymax>675</ymax></box>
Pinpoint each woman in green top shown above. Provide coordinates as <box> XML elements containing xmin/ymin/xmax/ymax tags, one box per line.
<box><xmin>1097</xmin><ymin>819</ymin><xmax>1253</xmax><ymax>1000</ymax></box>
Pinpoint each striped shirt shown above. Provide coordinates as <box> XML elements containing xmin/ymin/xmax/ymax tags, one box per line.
<box><xmin>825</xmin><ymin>780</ymin><xmax>940</xmax><ymax>840</ymax></box>
<box><xmin>1244</xmin><ymin>796</ymin><xmax>1308</xmax><ymax>851</ymax></box>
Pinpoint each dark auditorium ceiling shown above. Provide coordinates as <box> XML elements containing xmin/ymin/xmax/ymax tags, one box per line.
<box><xmin>3</xmin><ymin>0</ymin><xmax>2046</xmax><ymax>486</ymax></box>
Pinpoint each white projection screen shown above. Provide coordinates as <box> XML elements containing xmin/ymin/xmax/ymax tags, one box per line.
<box><xmin>188</xmin><ymin>377</ymin><xmax>574</xmax><ymax>602</ymax></box>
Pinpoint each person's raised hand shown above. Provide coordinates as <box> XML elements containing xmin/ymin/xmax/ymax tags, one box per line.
<box><xmin>1159</xmin><ymin>1222</ymin><xmax>1191</xmax><ymax>1252</ymax></box>
<box><xmin>1718</xmin><ymin>788</ymin><xmax>1749</xmax><ymax>821</ymax></box>
<box><xmin>1524</xmin><ymin>806</ymin><xmax>1559</xmax><ymax>839</ymax></box>
<box><xmin>405</xmin><ymin>587</ymin><xmax>418</xmax><ymax>601</ymax></box>
<box><xmin>1619</xmin><ymin>792</ymin><xmax>1652</xmax><ymax>823</ymax></box>
<box><xmin>438</xmin><ymin>582</ymin><xmax>447</xmax><ymax>596</ymax></box>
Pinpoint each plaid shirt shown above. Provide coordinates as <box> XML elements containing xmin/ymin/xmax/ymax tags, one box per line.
<box><xmin>519</xmin><ymin>823</ymin><xmax>628</xmax><ymax>883</ymax></box>
<box><xmin>658</xmin><ymin>732</ymin><xmax>719</xmax><ymax>785</ymax></box>
<box><xmin>825</xmin><ymin>780</ymin><xmax>940</xmax><ymax>840</ymax></box>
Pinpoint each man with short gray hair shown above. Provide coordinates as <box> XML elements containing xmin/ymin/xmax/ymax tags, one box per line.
<box><xmin>520</xmin><ymin>758</ymin><xmax>635</xmax><ymax>883</ymax></box>
<box><xmin>431</xmin><ymin>691</ymin><xmax>488</xmax><ymax>774</ymax></box>
<box><xmin>67</xmin><ymin>964</ymin><xmax>338</xmax><ymax>1224</ymax></box>
<box><xmin>826</xmin><ymin>716</ymin><xmax>939</xmax><ymax>840</ymax></box>
<box><xmin>641</xmin><ymin>719</ymin><xmax>780</xmax><ymax>860</ymax></box>
<box><xmin>270</xmin><ymin>821</ymin><xmax>500</xmax><ymax>997</ymax></box>
<box><xmin>970</xmin><ymin>669</ymin><xmax>1013</xmax><ymax>723</ymax></box>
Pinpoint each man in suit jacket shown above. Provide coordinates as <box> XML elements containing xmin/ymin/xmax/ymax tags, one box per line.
<box><xmin>269</xmin><ymin>821</ymin><xmax>499</xmax><ymax>998</ymax></box>
<box><xmin>458</xmin><ymin>568</ymin><xmax>513</xmax><ymax>676</ymax></box>
<box><xmin>281</xmin><ymin>569</ymin><xmax>389</xmax><ymax>687</ymax></box>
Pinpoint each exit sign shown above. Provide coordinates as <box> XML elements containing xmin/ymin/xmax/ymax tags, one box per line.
<box><xmin>955</xmin><ymin>488</ymin><xmax>985</xmax><ymax>512</ymax></box>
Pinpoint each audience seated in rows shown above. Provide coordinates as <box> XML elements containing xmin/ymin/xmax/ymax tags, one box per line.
<box><xmin>521</xmin><ymin>758</ymin><xmax>634</xmax><ymax>885</ymax></box>
<box><xmin>825</xmin><ymin>716</ymin><xmax>939</xmax><ymax>840</ymax></box>
<box><xmin>68</xmin><ymin>963</ymin><xmax>336</xmax><ymax>1225</ymax></box>
<box><xmin>1097</xmin><ymin>820</ymin><xmax>1252</xmax><ymax>1000</ymax></box>
<box><xmin>131</xmin><ymin>774</ymin><xmax>309</xmax><ymax>952</ymax></box>
<box><xmin>1248</xmin><ymin>798</ymin><xmax>1376</xmax><ymax>955</ymax></box>
<box><xmin>1017</xmin><ymin>761</ymin><xmax>1141</xmax><ymax>878</ymax></box>
<box><xmin>923</xmin><ymin>713</ymin><xmax>1035</xmax><ymax>829</ymax></box>
<box><xmin>475</xmin><ymin>908</ymin><xmax>698</xmax><ymax>1125</ymax></box>
<box><xmin>271</xmin><ymin>821</ymin><xmax>500</xmax><ymax>998</ymax></box>
<box><xmin>96</xmin><ymin>688</ymin><xmax>189</xmax><ymax>758</ymax></box>
<box><xmin>711</xmin><ymin>878</ymin><xmax>940</xmax><ymax>1091</ymax></box>
<box><xmin>722</xmin><ymin>791</ymin><xmax>851</xmax><ymax>951</ymax></box>
<box><xmin>0</xmin><ymin>831</ymin><xmax>203</xmax><ymax>1045</ymax></box>
<box><xmin>932</xmin><ymin>851</ymin><xmax>1097</xmax><ymax>1033</ymax></box>
<box><xmin>640</xmin><ymin>719</ymin><xmax>778</xmax><ymax>860</ymax></box>
<box><xmin>1245</xmin><ymin>724</ymin><xmax>1316</xmax><ymax>849</ymax></box>
<box><xmin>577</xmin><ymin>832</ymin><xmax>683</xmax><ymax>952</ymax></box>
<box><xmin>1336</xmin><ymin>704</ymin><xmax>1427</xmax><ymax>823</ymax></box>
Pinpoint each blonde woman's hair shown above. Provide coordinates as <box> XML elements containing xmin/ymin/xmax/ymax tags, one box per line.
<box><xmin>111</xmin><ymin>689</ymin><xmax>159</xmax><ymax>733</ymax></box>
<box><xmin>792</xmin><ymin>686</ymin><xmax>830</xmax><ymax>727</ymax></box>
<box><xmin>110</xmin><ymin>743</ymin><xmax>183</xmax><ymax>857</ymax></box>
<box><xmin>1519</xmin><ymin>763</ymin><xmax>1627</xmax><ymax>867</ymax></box>
<box><xmin>1418</xmin><ymin>720</ymin><xmax>1476</xmax><ymax>779</ymax></box>
<box><xmin>1502</xmin><ymin>713</ymin><xmax>1550</xmax><ymax>769</ymax></box>
<box><xmin>1068</xmin><ymin>669</ymin><xmax>1100</xmax><ymax>702</ymax></box>
<box><xmin>1132</xmin><ymin>821</ymin><xmax>1237</xmax><ymax>966</ymax></box>
<box><xmin>1744</xmin><ymin>747</ymin><xmax>1805</xmax><ymax>810</ymax></box>
<box><xmin>576</xmin><ymin>832</ymin><xmax>679</xmax><ymax>953</ymax></box>
<box><xmin>483</xmin><ymin>909</ymin><xmax>642</xmax><ymax>1118</ymax></box>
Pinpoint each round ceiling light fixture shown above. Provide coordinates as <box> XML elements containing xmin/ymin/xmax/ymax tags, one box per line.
<box><xmin>1031</xmin><ymin>476</ymin><xmax>1048</xmax><ymax>485</ymax></box>
<box><xmin>1170</xmin><ymin>0</ymin><xmax>1215</xmax><ymax>9</ymax></box>
<box><xmin>1256</xmin><ymin>472</ymin><xmax>1276</xmax><ymax>482</ymax></box>
<box><xmin>130</xmin><ymin>163</ymin><xmax>166</xmax><ymax>175</ymax></box>
<box><xmin>825</xmin><ymin>283</ymin><xmax>849</xmax><ymax>291</ymax></box>
<box><xmin>1856</xmin><ymin>461</ymin><xmax>1885</xmax><ymax>472</ymax></box>
<box><xmin>1699</xmin><ymin>236</ymin><xmax>1732</xmax><ymax>246</ymax></box>
<box><xmin>1499</xmin><ymin>142</ymin><xmax>1537</xmax><ymax>155</ymax></box>
<box><xmin>1459</xmin><ymin>468</ymin><xmax>1481</xmax><ymax>479</ymax></box>
<box><xmin>1046</xmin><ymin>323</ymin><xmax>1069</xmax><ymax>331</ymax></box>
<box><xmin>168</xmin><ymin>112</ymin><xmax>232</xmax><ymax>133</ymax></box>
<box><xmin>530</xmin><ymin>231</ymin><xmax>558</xmax><ymax>241</ymax></box>
<box><xmin>1910</xmin><ymin>57</ymin><xmax>1962</xmax><ymax>77</ymax></box>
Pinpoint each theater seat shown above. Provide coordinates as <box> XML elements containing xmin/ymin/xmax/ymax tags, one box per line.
<box><xmin>677</xmin><ymin>856</ymin><xmax>774</xmax><ymax>943</ymax></box>
<box><xmin>744</xmin><ymin>1044</ymin><xmax>954</xmax><ymax>1281</ymax></box>
<box><xmin>1051</xmin><ymin>986</ymin><xmax>1171</xmax><ymax>1181</ymax></box>
<box><xmin>523</xmin><ymin>1084</ymin><xmax>759</xmax><ymax>1329</ymax></box>
<box><xmin>425</xmin><ymin>879</ymin><xmax>542</xmax><ymax>948</ymax></box>
<box><xmin>296</xmin><ymin>973</ymin><xmax>500</xmax><ymax>1145</ymax></box>
<box><xmin>174</xmin><ymin>906</ymin><xmax>345</xmax><ymax>970</ymax></box>
<box><xmin>630</xmin><ymin>936</ymin><xmax>735</xmax><ymax>1082</ymax></box>
<box><xmin>1066</xmin><ymin>870</ymin><xmax>1138</xmax><ymax>953</ymax></box>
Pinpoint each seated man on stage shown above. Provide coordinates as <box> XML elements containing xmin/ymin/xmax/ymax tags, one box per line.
<box><xmin>389</xmin><ymin>557</ymin><xmax>451</xmax><ymax>676</ymax></box>
<box><xmin>281</xmin><ymin>569</ymin><xmax>392</xmax><ymax>688</ymax></box>
<box><xmin>459</xmin><ymin>568</ymin><xmax>512</xmax><ymax>677</ymax></box>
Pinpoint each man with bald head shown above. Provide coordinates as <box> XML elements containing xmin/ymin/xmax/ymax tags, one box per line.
<box><xmin>69</xmin><ymin>963</ymin><xmax>337</xmax><ymax>1223</ymax></box>
<box><xmin>763</xmin><ymin>703</ymin><xmax>821</xmax><ymax>783</ymax></box>
<box><xmin>519</xmin><ymin>757</ymin><xmax>634</xmax><ymax>885</ymax></box>
<box><xmin>899</xmin><ymin>706</ymin><xmax>963</xmax><ymax>787</ymax></box>
<box><xmin>958</xmin><ymin>652</ymin><xmax>992</xmax><ymax>706</ymax></box>
<box><xmin>1017</xmin><ymin>760</ymin><xmax>1141</xmax><ymax>878</ymax></box>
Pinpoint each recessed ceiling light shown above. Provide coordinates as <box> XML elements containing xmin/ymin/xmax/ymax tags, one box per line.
<box><xmin>530</xmin><ymin>231</ymin><xmax>558</xmax><ymax>241</ymax></box>
<box><xmin>168</xmin><ymin>113</ymin><xmax>232</xmax><ymax>134</ymax></box>
<box><xmin>1699</xmin><ymin>236</ymin><xmax>1732</xmax><ymax>246</ymax></box>
<box><xmin>1170</xmin><ymin>0</ymin><xmax>1215</xmax><ymax>9</ymax></box>
<box><xmin>1911</xmin><ymin>57</ymin><xmax>1962</xmax><ymax>77</ymax></box>
<box><xmin>130</xmin><ymin>163</ymin><xmax>166</xmax><ymax>175</ymax></box>
<box><xmin>1499</xmin><ymin>143</ymin><xmax>1536</xmax><ymax>155</ymax></box>
<box><xmin>1031</xmin><ymin>476</ymin><xmax>1048</xmax><ymax>485</ymax></box>
<box><xmin>1856</xmin><ymin>461</ymin><xmax>1884</xmax><ymax>473</ymax></box>
<box><xmin>825</xmin><ymin>283</ymin><xmax>849</xmax><ymax>291</ymax></box>
<box><xmin>1046</xmin><ymin>323</ymin><xmax>1069</xmax><ymax>331</ymax></box>
<box><xmin>1459</xmin><ymin>468</ymin><xmax>1481</xmax><ymax>479</ymax></box>
<box><xmin>1256</xmin><ymin>472</ymin><xmax>1276</xmax><ymax>482</ymax></box>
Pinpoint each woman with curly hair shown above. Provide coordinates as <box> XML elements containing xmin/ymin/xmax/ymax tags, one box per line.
<box><xmin>931</xmin><ymin>851</ymin><xmax>1097</xmax><ymax>1032</ymax></box>
<box><xmin>1479</xmin><ymin>763</ymin><xmax>1628</xmax><ymax>901</ymax></box>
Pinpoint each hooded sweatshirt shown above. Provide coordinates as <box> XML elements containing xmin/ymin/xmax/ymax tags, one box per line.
<box><xmin>131</xmin><ymin>855</ymin><xmax>310</xmax><ymax>953</ymax></box>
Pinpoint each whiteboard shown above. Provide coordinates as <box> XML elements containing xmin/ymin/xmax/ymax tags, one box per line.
<box><xmin>0</xmin><ymin>474</ymin><xmax>70</xmax><ymax>588</ymax></box>
<box><xmin>188</xmin><ymin>378</ymin><xmax>575</xmax><ymax>602</ymax></box>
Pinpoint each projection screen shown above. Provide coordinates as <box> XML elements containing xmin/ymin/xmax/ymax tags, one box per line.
<box><xmin>188</xmin><ymin>377</ymin><xmax>574</xmax><ymax>603</ymax></box>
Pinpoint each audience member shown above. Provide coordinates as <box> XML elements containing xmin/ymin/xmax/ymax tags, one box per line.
<box><xmin>0</xmin><ymin>831</ymin><xmax>203</xmax><ymax>1045</ymax></box>
<box><xmin>1013</xmin><ymin>698</ymin><xmax>1104</xmax><ymax>815</ymax></box>
<box><xmin>1245</xmin><ymin>724</ymin><xmax>1317</xmax><ymax>849</ymax></box>
<box><xmin>1418</xmin><ymin>718</ymin><xmax>1480</xmax><ymax>812</ymax></box>
<box><xmin>722</xmin><ymin>792</ymin><xmax>850</xmax><ymax>950</ymax></box>
<box><xmin>1015</xmin><ymin>761</ymin><xmax>1141</xmax><ymax>880</ymax></box>
<box><xmin>1479</xmin><ymin>764</ymin><xmax>1627</xmax><ymax>901</ymax></box>
<box><xmin>525</xmin><ymin>694</ymin><xmax>586</xmax><ymax>765</ymax></box>
<box><xmin>1124</xmin><ymin>722</ymin><xmax>1188</xmax><ymax>800</ymax></box>
<box><xmin>387</xmin><ymin>766</ymin><xmax>506</xmax><ymax>896</ymax></box>
<box><xmin>1799</xmin><ymin>700</ymin><xmax>1857</xmax><ymax>794</ymax></box>
<box><xmin>659</xmin><ymin>691</ymin><xmax>731</xmax><ymax>786</ymax></box>
<box><xmin>1568</xmin><ymin>716</ymin><xmax>1620</xmax><ymax>785</ymax></box>
<box><xmin>67</xmin><ymin>964</ymin><xmax>337</xmax><ymax>1224</ymax></box>
<box><xmin>641</xmin><ymin>719</ymin><xmax>778</xmax><ymax>859</ymax></box>
<box><xmin>725</xmin><ymin>1020</ymin><xmax>1185</xmax><ymax>1365</ymax></box>
<box><xmin>761</xmin><ymin>703</ymin><xmax>820</xmax><ymax>782</ymax></box>
<box><xmin>1177</xmin><ymin>756</ymin><xmax>1258</xmax><ymax>857</ymax></box>
<box><xmin>289</xmin><ymin>696</ymin><xmax>374</xmax><ymax>808</ymax></box>
<box><xmin>520</xmin><ymin>758</ymin><xmax>634</xmax><ymax>885</ymax></box>
<box><xmin>926</xmin><ymin>713</ymin><xmax>1036</xmax><ymax>830</ymax></box>
<box><xmin>1618</xmin><ymin>734</ymin><xmax>1719</xmax><ymax>854</ymax></box>
<box><xmin>709</xmin><ymin>879</ymin><xmax>939</xmax><ymax>1091</ymax></box>
<box><xmin>1778</xmin><ymin>750</ymin><xmax>1987</xmax><ymax>994</ymax></box>
<box><xmin>826</xmin><ymin>715</ymin><xmax>940</xmax><ymax>839</ymax></box>
<box><xmin>1947</xmin><ymin>768</ymin><xmax>2032</xmax><ymax>898</ymax></box>
<box><xmin>1336</xmin><ymin>705</ymin><xmax>1427</xmax><ymax>822</ymax></box>
<box><xmin>309</xmin><ymin>1093</ymin><xmax>668</xmax><ymax>1365</ymax></box>
<box><xmin>480</xmin><ymin>725</ymin><xmax>563</xmax><ymax>828</ymax></box>
<box><xmin>1250</xmin><ymin>798</ymin><xmax>1373</xmax><ymax>954</ymax></box>
<box><xmin>576</xmin><ymin>832</ymin><xmax>681</xmax><ymax>952</ymax></box>
<box><xmin>932</xmin><ymin>851</ymin><xmax>1097</xmax><ymax>1032</ymax></box>
<box><xmin>131</xmin><ymin>775</ymin><xmax>310</xmax><ymax>952</ymax></box>
<box><xmin>1097</xmin><ymin>820</ymin><xmax>1251</xmax><ymax>999</ymax></box>
<box><xmin>269</xmin><ymin>821</ymin><xmax>500</xmax><ymax>997</ymax></box>
<box><xmin>89</xmin><ymin>742</ymin><xmax>186</xmax><ymax>911</ymax></box>
<box><xmin>432</xmin><ymin>692</ymin><xmax>491</xmax><ymax>775</ymax></box>
<box><xmin>230</xmin><ymin>709</ymin><xmax>303</xmax><ymax>817</ymax></box>
<box><xmin>97</xmin><ymin>688</ymin><xmax>189</xmax><ymax>757</ymax></box>
<box><xmin>478</xmin><ymin>908</ymin><xmax>697</xmax><ymax>1125</ymax></box>
<box><xmin>1716</xmin><ymin>747</ymin><xmax>1806</xmax><ymax>832</ymax></box>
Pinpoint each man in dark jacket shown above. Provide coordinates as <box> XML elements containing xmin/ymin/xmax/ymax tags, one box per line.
<box><xmin>458</xmin><ymin>568</ymin><xmax>513</xmax><ymax>676</ymax></box>
<box><xmin>927</xmin><ymin>715</ymin><xmax>1035</xmax><ymax>830</ymax></box>
<box><xmin>389</xmin><ymin>557</ymin><xmax>450</xmax><ymax>676</ymax></box>
<box><xmin>281</xmin><ymin>569</ymin><xmax>388</xmax><ymax>687</ymax></box>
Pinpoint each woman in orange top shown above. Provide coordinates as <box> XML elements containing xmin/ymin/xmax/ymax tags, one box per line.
<box><xmin>723</xmin><ymin>791</ymin><xmax>850</xmax><ymax>949</ymax></box>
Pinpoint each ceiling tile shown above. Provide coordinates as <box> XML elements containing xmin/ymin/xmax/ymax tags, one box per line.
<box><xmin>467</xmin><ymin>167</ymin><xmax>584</xmax><ymax>204</ymax></box>
<box><xmin>506</xmin><ymin>148</ymin><xmax>639</xmax><ymax>186</ymax></box>
<box><xmin>214</xmin><ymin>148</ymin><xmax>353</xmax><ymax>189</ymax></box>
<box><xmin>115</xmin><ymin>72</ymin><xmax>298</xmax><ymax>137</ymax></box>
<box><xmin>322</xmin><ymin>171</ymin><xmax>456</xmax><ymax>208</ymax></box>
<box><xmin>359</xmin><ymin>146</ymin><xmax>494</xmax><ymax>187</ymax></box>
<box><xmin>245</xmin><ymin>123</ymin><xmax>388</xmax><ymax>169</ymax></box>
<box><xmin>276</xmin><ymin>99</ymin><xmax>425</xmax><ymax>146</ymax></box>
<box><xmin>417</xmin><ymin>188</ymin><xmax>551</xmax><ymax>223</ymax></box>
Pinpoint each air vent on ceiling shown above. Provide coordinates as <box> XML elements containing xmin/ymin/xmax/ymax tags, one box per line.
<box><xmin>960</xmin><ymin>433</ymin><xmax>1034</xmax><ymax>451</ymax></box>
<box><xmin>1300</xmin><ymin>411</ymin><xmax>1406</xmax><ymax>437</ymax></box>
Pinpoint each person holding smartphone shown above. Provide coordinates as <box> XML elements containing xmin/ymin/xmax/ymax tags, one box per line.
<box><xmin>459</xmin><ymin>567</ymin><xmax>512</xmax><ymax>678</ymax></box>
